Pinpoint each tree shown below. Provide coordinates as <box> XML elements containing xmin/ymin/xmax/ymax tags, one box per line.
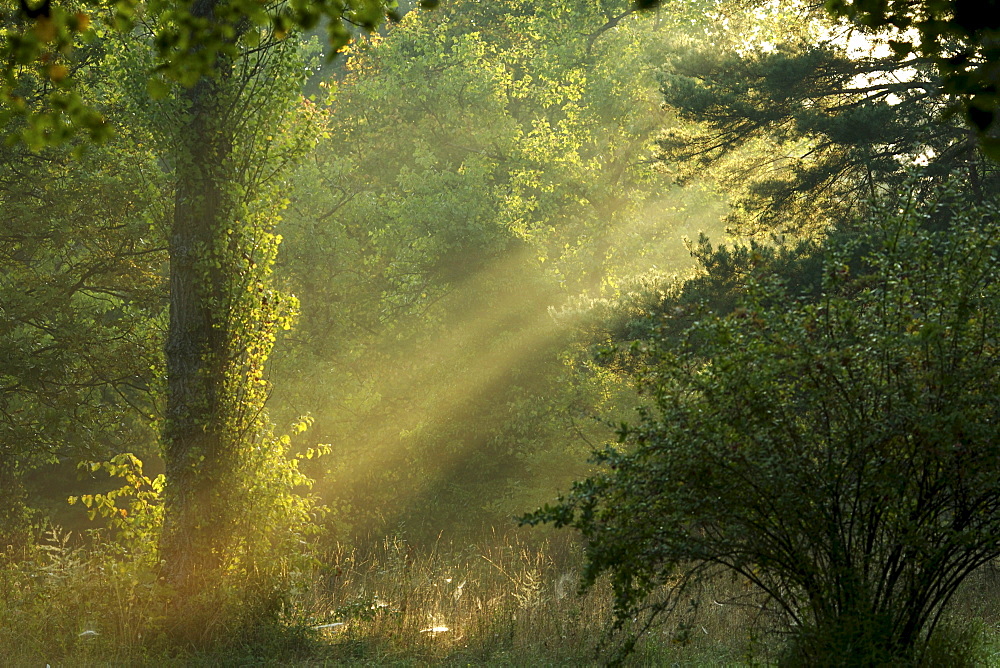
<box><xmin>655</xmin><ymin>3</ymin><xmax>999</xmax><ymax>236</ymax></box>
<box><xmin>825</xmin><ymin>0</ymin><xmax>1000</xmax><ymax>153</ymax></box>
<box><xmin>148</xmin><ymin>22</ymin><xmax>324</xmax><ymax>611</ymax></box>
<box><xmin>0</xmin><ymin>0</ymin><xmax>396</xmax><ymax>624</ymax></box>
<box><xmin>268</xmin><ymin>0</ymin><xmax>717</xmax><ymax>538</ymax></box>
<box><xmin>0</xmin><ymin>0</ymin><xmax>398</xmax><ymax>601</ymax></box>
<box><xmin>526</xmin><ymin>184</ymin><xmax>1000</xmax><ymax>663</ymax></box>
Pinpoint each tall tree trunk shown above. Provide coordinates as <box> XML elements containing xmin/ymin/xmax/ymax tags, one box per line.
<box><xmin>155</xmin><ymin>3</ymin><xmax>328</xmax><ymax>637</ymax></box>
<box><xmin>159</xmin><ymin>0</ymin><xmax>242</xmax><ymax>601</ymax></box>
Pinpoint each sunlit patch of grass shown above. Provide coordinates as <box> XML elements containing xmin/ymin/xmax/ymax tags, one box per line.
<box><xmin>284</xmin><ymin>528</ymin><xmax>767</xmax><ymax>666</ymax></box>
<box><xmin>0</xmin><ymin>526</ymin><xmax>157</xmax><ymax>666</ymax></box>
<box><xmin>0</xmin><ymin>525</ymin><xmax>775</xmax><ymax>665</ymax></box>
<box><xmin>12</xmin><ymin>525</ymin><xmax>999</xmax><ymax>665</ymax></box>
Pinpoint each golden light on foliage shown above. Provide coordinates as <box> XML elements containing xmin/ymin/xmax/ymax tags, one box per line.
<box><xmin>47</xmin><ymin>63</ymin><xmax>68</xmax><ymax>82</ymax></box>
<box><xmin>319</xmin><ymin>247</ymin><xmax>568</xmax><ymax>511</ymax></box>
<box><xmin>33</xmin><ymin>17</ymin><xmax>57</xmax><ymax>42</ymax></box>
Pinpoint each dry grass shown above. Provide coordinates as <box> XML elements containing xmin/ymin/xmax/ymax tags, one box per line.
<box><xmin>0</xmin><ymin>525</ymin><xmax>764</xmax><ymax>665</ymax></box>
<box><xmin>288</xmin><ymin>528</ymin><xmax>765</xmax><ymax>665</ymax></box>
<box><xmin>298</xmin><ymin>529</ymin><xmax>608</xmax><ymax>664</ymax></box>
<box><xmin>6</xmin><ymin>525</ymin><xmax>999</xmax><ymax>666</ymax></box>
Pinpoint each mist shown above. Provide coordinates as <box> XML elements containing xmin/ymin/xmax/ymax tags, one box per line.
<box><xmin>264</xmin><ymin>4</ymin><xmax>725</xmax><ymax>543</ymax></box>
<box><xmin>5</xmin><ymin>0</ymin><xmax>996</xmax><ymax>663</ymax></box>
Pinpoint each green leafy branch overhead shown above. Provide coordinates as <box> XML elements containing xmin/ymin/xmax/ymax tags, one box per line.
<box><xmin>0</xmin><ymin>0</ymin><xmax>393</xmax><ymax>146</ymax></box>
<box><xmin>4</xmin><ymin>0</ymin><xmax>997</xmax><ymax>153</ymax></box>
<box><xmin>824</xmin><ymin>0</ymin><xmax>1000</xmax><ymax>153</ymax></box>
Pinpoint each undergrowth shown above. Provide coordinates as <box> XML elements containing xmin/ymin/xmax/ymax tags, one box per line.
<box><xmin>0</xmin><ymin>525</ymin><xmax>772</xmax><ymax>666</ymax></box>
<box><xmin>2</xmin><ymin>525</ymin><xmax>998</xmax><ymax>665</ymax></box>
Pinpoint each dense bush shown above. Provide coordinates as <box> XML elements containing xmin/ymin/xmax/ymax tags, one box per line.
<box><xmin>528</xmin><ymin>185</ymin><xmax>1000</xmax><ymax>665</ymax></box>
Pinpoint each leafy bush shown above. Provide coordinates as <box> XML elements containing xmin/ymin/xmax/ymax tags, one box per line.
<box><xmin>527</xmin><ymin>185</ymin><xmax>1000</xmax><ymax>664</ymax></box>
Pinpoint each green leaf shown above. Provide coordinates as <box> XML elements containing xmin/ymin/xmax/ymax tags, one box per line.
<box><xmin>147</xmin><ymin>78</ymin><xmax>170</xmax><ymax>100</ymax></box>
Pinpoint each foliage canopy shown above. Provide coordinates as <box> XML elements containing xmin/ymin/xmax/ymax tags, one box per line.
<box><xmin>825</xmin><ymin>0</ymin><xmax>1000</xmax><ymax>151</ymax></box>
<box><xmin>0</xmin><ymin>0</ymin><xmax>393</xmax><ymax>145</ymax></box>
<box><xmin>656</xmin><ymin>4</ymin><xmax>999</xmax><ymax>236</ymax></box>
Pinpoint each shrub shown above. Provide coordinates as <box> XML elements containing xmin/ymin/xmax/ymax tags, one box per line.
<box><xmin>527</xmin><ymin>186</ymin><xmax>1000</xmax><ymax>664</ymax></box>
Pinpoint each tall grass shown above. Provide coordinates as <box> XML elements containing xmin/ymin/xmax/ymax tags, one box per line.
<box><xmin>301</xmin><ymin>529</ymin><xmax>609</xmax><ymax>664</ymax></box>
<box><xmin>297</xmin><ymin>528</ymin><xmax>767</xmax><ymax>665</ymax></box>
<box><xmin>0</xmin><ymin>526</ymin><xmax>158</xmax><ymax>666</ymax></box>
<box><xmin>5</xmin><ymin>524</ymin><xmax>997</xmax><ymax>666</ymax></box>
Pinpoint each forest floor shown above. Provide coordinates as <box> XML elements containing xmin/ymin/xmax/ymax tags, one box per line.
<box><xmin>6</xmin><ymin>528</ymin><xmax>1000</xmax><ymax>666</ymax></box>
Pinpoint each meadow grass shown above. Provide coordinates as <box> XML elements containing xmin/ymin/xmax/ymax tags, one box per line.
<box><xmin>2</xmin><ymin>526</ymin><xmax>998</xmax><ymax>666</ymax></box>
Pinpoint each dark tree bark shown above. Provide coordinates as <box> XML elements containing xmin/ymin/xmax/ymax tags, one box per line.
<box><xmin>159</xmin><ymin>0</ymin><xmax>242</xmax><ymax>597</ymax></box>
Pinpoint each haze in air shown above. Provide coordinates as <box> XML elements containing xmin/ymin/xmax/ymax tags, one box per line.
<box><xmin>2</xmin><ymin>0</ymin><xmax>999</xmax><ymax>664</ymax></box>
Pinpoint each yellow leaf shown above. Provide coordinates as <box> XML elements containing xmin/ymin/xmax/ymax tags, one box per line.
<box><xmin>48</xmin><ymin>64</ymin><xmax>69</xmax><ymax>83</ymax></box>
<box><xmin>34</xmin><ymin>17</ymin><xmax>56</xmax><ymax>42</ymax></box>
